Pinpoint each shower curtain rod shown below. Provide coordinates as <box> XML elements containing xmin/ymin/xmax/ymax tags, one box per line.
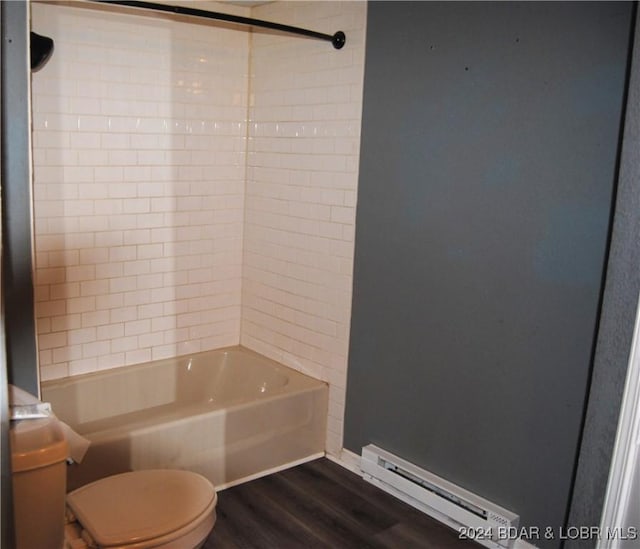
<box><xmin>87</xmin><ymin>0</ymin><xmax>346</xmax><ymax>49</ymax></box>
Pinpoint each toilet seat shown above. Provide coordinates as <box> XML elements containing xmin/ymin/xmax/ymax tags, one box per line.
<box><xmin>66</xmin><ymin>470</ymin><xmax>217</xmax><ymax>548</ymax></box>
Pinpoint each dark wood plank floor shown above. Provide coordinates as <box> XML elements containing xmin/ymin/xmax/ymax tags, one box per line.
<box><xmin>204</xmin><ymin>458</ymin><xmax>482</xmax><ymax>549</ymax></box>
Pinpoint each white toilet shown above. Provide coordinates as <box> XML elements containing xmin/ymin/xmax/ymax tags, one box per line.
<box><xmin>11</xmin><ymin>413</ymin><xmax>217</xmax><ymax>549</ymax></box>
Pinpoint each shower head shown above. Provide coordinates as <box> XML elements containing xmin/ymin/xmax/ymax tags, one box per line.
<box><xmin>30</xmin><ymin>32</ymin><xmax>54</xmax><ymax>72</ymax></box>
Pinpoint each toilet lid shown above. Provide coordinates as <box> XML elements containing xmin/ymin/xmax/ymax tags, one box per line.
<box><xmin>67</xmin><ymin>470</ymin><xmax>216</xmax><ymax>547</ymax></box>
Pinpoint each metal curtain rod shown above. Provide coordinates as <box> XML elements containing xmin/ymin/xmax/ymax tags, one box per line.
<box><xmin>89</xmin><ymin>0</ymin><xmax>346</xmax><ymax>49</ymax></box>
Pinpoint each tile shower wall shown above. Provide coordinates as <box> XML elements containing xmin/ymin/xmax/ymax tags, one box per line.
<box><xmin>32</xmin><ymin>2</ymin><xmax>250</xmax><ymax>381</ymax></box>
<box><xmin>31</xmin><ymin>0</ymin><xmax>366</xmax><ymax>456</ymax></box>
<box><xmin>241</xmin><ymin>2</ymin><xmax>366</xmax><ymax>455</ymax></box>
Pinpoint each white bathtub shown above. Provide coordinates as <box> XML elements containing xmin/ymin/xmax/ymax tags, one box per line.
<box><xmin>41</xmin><ymin>346</ymin><xmax>328</xmax><ymax>491</ymax></box>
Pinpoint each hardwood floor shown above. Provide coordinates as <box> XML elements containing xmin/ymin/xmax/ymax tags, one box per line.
<box><xmin>204</xmin><ymin>458</ymin><xmax>482</xmax><ymax>549</ymax></box>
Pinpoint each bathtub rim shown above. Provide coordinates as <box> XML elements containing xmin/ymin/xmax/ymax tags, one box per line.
<box><xmin>41</xmin><ymin>345</ymin><xmax>323</xmax><ymax>391</ymax></box>
<box><xmin>41</xmin><ymin>345</ymin><xmax>329</xmax><ymax>440</ymax></box>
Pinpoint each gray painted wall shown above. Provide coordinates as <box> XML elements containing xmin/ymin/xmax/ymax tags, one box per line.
<box><xmin>1</xmin><ymin>2</ymin><xmax>28</xmax><ymax>546</ymax></box>
<box><xmin>567</xmin><ymin>7</ymin><xmax>640</xmax><ymax>547</ymax></box>
<box><xmin>344</xmin><ymin>2</ymin><xmax>633</xmax><ymax>545</ymax></box>
<box><xmin>2</xmin><ymin>0</ymin><xmax>39</xmax><ymax>396</ymax></box>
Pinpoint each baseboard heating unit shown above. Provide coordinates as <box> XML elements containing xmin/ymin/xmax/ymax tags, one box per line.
<box><xmin>361</xmin><ymin>445</ymin><xmax>520</xmax><ymax>549</ymax></box>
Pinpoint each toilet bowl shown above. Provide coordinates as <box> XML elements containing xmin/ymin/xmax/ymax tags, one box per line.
<box><xmin>10</xmin><ymin>389</ymin><xmax>216</xmax><ymax>549</ymax></box>
<box><xmin>65</xmin><ymin>470</ymin><xmax>217</xmax><ymax>549</ymax></box>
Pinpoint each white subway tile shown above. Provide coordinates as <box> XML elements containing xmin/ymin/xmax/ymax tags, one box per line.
<box><xmin>77</xmin><ymin>215</ymin><xmax>109</xmax><ymax>232</ymax></box>
<box><xmin>97</xmin><ymin>353</ymin><xmax>125</xmax><ymax>371</ymax></box>
<box><xmin>81</xmin><ymin>310</ymin><xmax>110</xmax><ymax>328</ymax></box>
<box><xmin>69</xmin><ymin>357</ymin><xmax>98</xmax><ymax>376</ymax></box>
<box><xmin>152</xmin><ymin>344</ymin><xmax>178</xmax><ymax>360</ymax></box>
<box><xmin>111</xmin><ymin>336</ymin><xmax>138</xmax><ymax>353</ymax></box>
<box><xmin>51</xmin><ymin>314</ymin><xmax>81</xmax><ymax>332</ymax></box>
<box><xmin>125</xmin><ymin>319</ymin><xmax>150</xmax><ymax>337</ymax></box>
<box><xmin>82</xmin><ymin>340</ymin><xmax>110</xmax><ymax>359</ymax></box>
<box><xmin>101</xmin><ymin>133</ymin><xmax>130</xmax><ymax>149</ymax></box>
<box><xmin>39</xmin><ymin>331</ymin><xmax>68</xmax><ymax>350</ymax></box>
<box><xmin>124</xmin><ymin>289</ymin><xmax>151</xmax><ymax>307</ymax></box>
<box><xmin>108</xmin><ymin>184</ymin><xmax>137</xmax><ymax>199</ymax></box>
<box><xmin>97</xmin><ymin>323</ymin><xmax>125</xmax><ymax>341</ymax></box>
<box><xmin>67</xmin><ymin>296</ymin><xmax>97</xmax><ymax>314</ymax></box>
<box><xmin>32</xmin><ymin>1</ymin><xmax>364</xmax><ymax>466</ymax></box>
<box><xmin>95</xmin><ymin>263</ymin><xmax>123</xmax><ymax>281</ymax></box>
<box><xmin>79</xmin><ymin>279</ymin><xmax>109</xmax><ymax>296</ymax></box>
<box><xmin>124</xmin><ymin>229</ymin><xmax>151</xmax><ymax>246</ymax></box>
<box><xmin>65</xmin><ymin>265</ymin><xmax>96</xmax><ymax>282</ymax></box>
<box><xmin>110</xmin><ymin>306</ymin><xmax>137</xmax><ymax>324</ymax></box>
<box><xmin>138</xmin><ymin>332</ymin><xmax>165</xmax><ymax>349</ymax></box>
<box><xmin>68</xmin><ymin>327</ymin><xmax>97</xmax><ymax>346</ymax></box>
<box><xmin>53</xmin><ymin>345</ymin><xmax>82</xmax><ymax>364</ymax></box>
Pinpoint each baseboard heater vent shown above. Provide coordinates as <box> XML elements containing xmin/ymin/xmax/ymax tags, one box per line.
<box><xmin>361</xmin><ymin>445</ymin><xmax>519</xmax><ymax>549</ymax></box>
